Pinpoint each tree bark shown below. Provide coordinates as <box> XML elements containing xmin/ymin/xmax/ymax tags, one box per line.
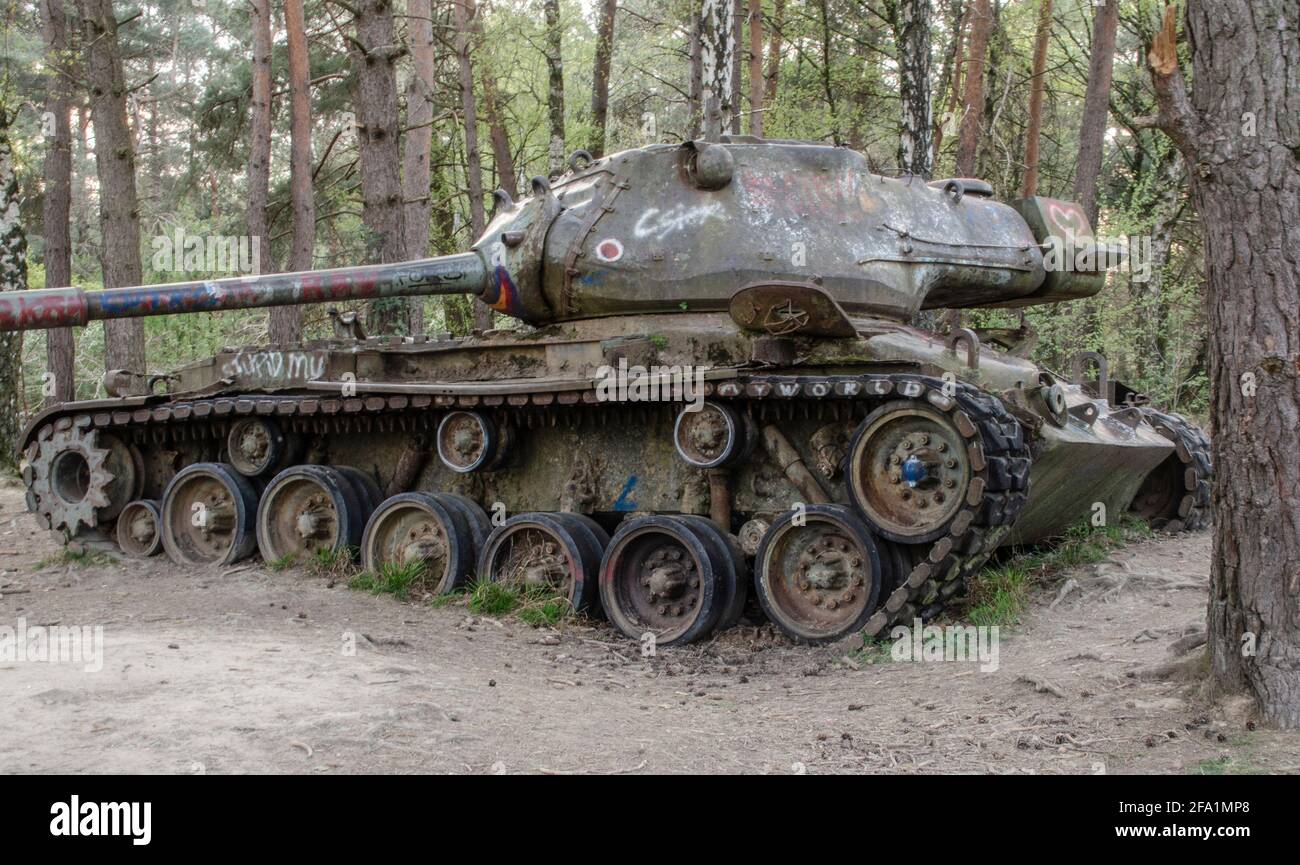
<box><xmin>543</xmin><ymin>0</ymin><xmax>565</xmax><ymax>173</ymax></box>
<box><xmin>285</xmin><ymin>0</ymin><xmax>314</xmax><ymax>281</ymax></box>
<box><xmin>348</xmin><ymin>0</ymin><xmax>408</xmax><ymax>335</ymax></box>
<box><xmin>40</xmin><ymin>0</ymin><xmax>75</xmax><ymax>405</ymax></box>
<box><xmin>80</xmin><ymin>0</ymin><xmax>145</xmax><ymax>382</ymax></box>
<box><xmin>403</xmin><ymin>0</ymin><xmax>435</xmax><ymax>334</ymax></box>
<box><xmin>1072</xmin><ymin>0</ymin><xmax>1119</xmax><ymax>227</ymax></box>
<box><xmin>763</xmin><ymin>0</ymin><xmax>784</xmax><ymax>108</ymax></box>
<box><xmin>481</xmin><ymin>71</ymin><xmax>517</xmax><ymax>201</ymax></box>
<box><xmin>729</xmin><ymin>0</ymin><xmax>743</xmax><ymax>134</ymax></box>
<box><xmin>249</xmin><ymin>0</ymin><xmax>293</xmax><ymax>344</ymax></box>
<box><xmin>700</xmin><ymin>0</ymin><xmax>736</xmax><ymax>138</ymax></box>
<box><xmin>1144</xmin><ymin>1</ymin><xmax>1300</xmax><ymax>726</ymax></box>
<box><xmin>688</xmin><ymin>14</ymin><xmax>703</xmax><ymax>138</ymax></box>
<box><xmin>952</xmin><ymin>0</ymin><xmax>989</xmax><ymax>177</ymax></box>
<box><xmin>891</xmin><ymin>0</ymin><xmax>932</xmax><ymax>178</ymax></box>
<box><xmin>932</xmin><ymin>0</ymin><xmax>967</xmax><ymax>165</ymax></box>
<box><xmin>746</xmin><ymin>0</ymin><xmax>763</xmax><ymax>137</ymax></box>
<box><xmin>1020</xmin><ymin>0</ymin><xmax>1052</xmax><ymax>198</ymax></box>
<box><xmin>452</xmin><ymin>0</ymin><xmax>492</xmax><ymax>331</ymax></box>
<box><xmin>590</xmin><ymin>0</ymin><xmax>617</xmax><ymax>156</ymax></box>
<box><xmin>0</xmin><ymin>108</ymin><xmax>27</xmax><ymax>464</ymax></box>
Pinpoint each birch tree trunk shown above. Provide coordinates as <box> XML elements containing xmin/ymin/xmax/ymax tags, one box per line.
<box><xmin>700</xmin><ymin>0</ymin><xmax>736</xmax><ymax>138</ymax></box>
<box><xmin>543</xmin><ymin>0</ymin><xmax>566</xmax><ymax>173</ymax></box>
<box><xmin>0</xmin><ymin>108</ymin><xmax>27</xmax><ymax>464</ymax></box>
<box><xmin>891</xmin><ymin>0</ymin><xmax>932</xmax><ymax>178</ymax></box>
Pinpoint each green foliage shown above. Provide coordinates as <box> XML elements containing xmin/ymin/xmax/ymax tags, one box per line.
<box><xmin>3</xmin><ymin>0</ymin><xmax>1208</xmax><ymax>418</ymax></box>
<box><xmin>306</xmin><ymin>546</ymin><xmax>358</xmax><ymax>579</ymax></box>
<box><xmin>965</xmin><ymin>517</ymin><xmax>1155</xmax><ymax>628</ymax></box>
<box><xmin>36</xmin><ymin>547</ymin><xmax>117</xmax><ymax>570</ymax></box>
<box><xmin>349</xmin><ymin>559</ymin><xmax>437</xmax><ymax>601</ymax></box>
<box><xmin>466</xmin><ymin>577</ymin><xmax>573</xmax><ymax>627</ymax></box>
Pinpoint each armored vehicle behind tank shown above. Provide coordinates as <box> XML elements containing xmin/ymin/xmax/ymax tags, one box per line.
<box><xmin>1</xmin><ymin>137</ymin><xmax>1211</xmax><ymax>645</ymax></box>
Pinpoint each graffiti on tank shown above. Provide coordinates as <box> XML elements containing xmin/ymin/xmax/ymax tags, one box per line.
<box><xmin>633</xmin><ymin>202</ymin><xmax>724</xmax><ymax>241</ymax></box>
<box><xmin>221</xmin><ymin>350</ymin><xmax>327</xmax><ymax>384</ymax></box>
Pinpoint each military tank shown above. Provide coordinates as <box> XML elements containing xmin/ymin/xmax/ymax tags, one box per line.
<box><xmin>0</xmin><ymin>137</ymin><xmax>1212</xmax><ymax>646</ymax></box>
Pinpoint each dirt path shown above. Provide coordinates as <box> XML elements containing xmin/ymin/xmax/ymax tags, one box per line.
<box><xmin>1</xmin><ymin>478</ymin><xmax>1296</xmax><ymax>775</ymax></box>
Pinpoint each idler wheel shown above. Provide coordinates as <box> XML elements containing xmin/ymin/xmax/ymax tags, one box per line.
<box><xmin>846</xmin><ymin>401</ymin><xmax>973</xmax><ymax>543</ymax></box>
<box><xmin>226</xmin><ymin>417</ymin><xmax>297</xmax><ymax>477</ymax></box>
<box><xmin>672</xmin><ymin>400</ymin><xmax>752</xmax><ymax>469</ymax></box>
<box><xmin>161</xmin><ymin>463</ymin><xmax>260</xmax><ymax>566</ymax></box>
<box><xmin>256</xmin><ymin>465</ymin><xmax>368</xmax><ymax>563</ymax></box>
<box><xmin>598</xmin><ymin>515</ymin><xmax>725</xmax><ymax>646</ymax></box>
<box><xmin>477</xmin><ymin>513</ymin><xmax>604</xmax><ymax>613</ymax></box>
<box><xmin>754</xmin><ymin>504</ymin><xmax>883</xmax><ymax>644</ymax></box>
<box><xmin>361</xmin><ymin>493</ymin><xmax>479</xmax><ymax>593</ymax></box>
<box><xmin>115</xmin><ymin>499</ymin><xmax>163</xmax><ymax>558</ymax></box>
<box><xmin>436</xmin><ymin>411</ymin><xmax>505</xmax><ymax>473</ymax></box>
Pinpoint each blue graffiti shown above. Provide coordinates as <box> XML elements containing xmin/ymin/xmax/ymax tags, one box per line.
<box><xmin>613</xmin><ymin>476</ymin><xmax>638</xmax><ymax>511</ymax></box>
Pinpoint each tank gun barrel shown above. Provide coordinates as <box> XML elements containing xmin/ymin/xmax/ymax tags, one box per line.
<box><xmin>0</xmin><ymin>252</ymin><xmax>488</xmax><ymax>332</ymax></box>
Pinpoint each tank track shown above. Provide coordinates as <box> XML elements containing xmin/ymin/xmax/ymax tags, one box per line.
<box><xmin>1137</xmin><ymin>407</ymin><xmax>1213</xmax><ymax>532</ymax></box>
<box><xmin>22</xmin><ymin>372</ymin><xmax>1032</xmax><ymax>639</ymax></box>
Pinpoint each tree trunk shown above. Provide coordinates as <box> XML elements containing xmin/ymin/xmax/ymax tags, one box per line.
<box><xmin>452</xmin><ymin>0</ymin><xmax>492</xmax><ymax>331</ymax></box>
<box><xmin>80</xmin><ymin>0</ymin><xmax>145</xmax><ymax>382</ymax></box>
<box><xmin>1072</xmin><ymin>0</ymin><xmax>1119</xmax><ymax>227</ymax></box>
<box><xmin>932</xmin><ymin>0</ymin><xmax>967</xmax><ymax>165</ymax></box>
<box><xmin>543</xmin><ymin>0</ymin><xmax>565</xmax><ymax>173</ymax></box>
<box><xmin>40</xmin><ymin>0</ymin><xmax>75</xmax><ymax>405</ymax></box>
<box><xmin>700</xmin><ymin>0</ymin><xmax>736</xmax><ymax>138</ymax></box>
<box><xmin>1145</xmin><ymin>1</ymin><xmax>1300</xmax><ymax>727</ymax></box>
<box><xmin>285</xmin><ymin>0</ymin><xmax>314</xmax><ymax>282</ymax></box>
<box><xmin>403</xmin><ymin>0</ymin><xmax>436</xmax><ymax>334</ymax></box>
<box><xmin>1020</xmin><ymin>0</ymin><xmax>1052</xmax><ymax>197</ymax></box>
<box><xmin>249</xmin><ymin>0</ymin><xmax>292</xmax><ymax>344</ymax></box>
<box><xmin>763</xmin><ymin>0</ymin><xmax>784</xmax><ymax>108</ymax></box>
<box><xmin>590</xmin><ymin>0</ymin><xmax>617</xmax><ymax>156</ymax></box>
<box><xmin>0</xmin><ymin>108</ymin><xmax>27</xmax><ymax>464</ymax></box>
<box><xmin>892</xmin><ymin>0</ymin><xmax>932</xmax><ymax>178</ymax></box>
<box><xmin>481</xmin><ymin>72</ymin><xmax>517</xmax><ymax>201</ymax></box>
<box><xmin>688</xmin><ymin>14</ymin><xmax>703</xmax><ymax>139</ymax></box>
<box><xmin>746</xmin><ymin>0</ymin><xmax>763</xmax><ymax>137</ymax></box>
<box><xmin>349</xmin><ymin>0</ymin><xmax>408</xmax><ymax>335</ymax></box>
<box><xmin>952</xmin><ymin>0</ymin><xmax>989</xmax><ymax>177</ymax></box>
<box><xmin>729</xmin><ymin>0</ymin><xmax>743</xmax><ymax>134</ymax></box>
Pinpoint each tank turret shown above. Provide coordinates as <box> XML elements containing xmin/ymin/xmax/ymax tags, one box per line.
<box><xmin>1</xmin><ymin>138</ymin><xmax>1111</xmax><ymax>334</ymax></box>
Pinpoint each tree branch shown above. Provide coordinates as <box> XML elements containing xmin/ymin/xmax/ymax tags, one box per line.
<box><xmin>1142</xmin><ymin>3</ymin><xmax>1199</xmax><ymax>161</ymax></box>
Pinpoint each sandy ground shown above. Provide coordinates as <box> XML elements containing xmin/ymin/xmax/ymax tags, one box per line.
<box><xmin>1</xmin><ymin>477</ymin><xmax>1297</xmax><ymax>775</ymax></box>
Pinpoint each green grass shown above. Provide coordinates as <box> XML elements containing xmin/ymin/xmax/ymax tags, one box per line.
<box><xmin>306</xmin><ymin>546</ymin><xmax>358</xmax><ymax>579</ymax></box>
<box><xmin>37</xmin><ymin>548</ymin><xmax>118</xmax><ymax>570</ymax></box>
<box><xmin>466</xmin><ymin>578</ymin><xmax>573</xmax><ymax>627</ymax></box>
<box><xmin>1193</xmin><ymin>755</ymin><xmax>1265</xmax><ymax>776</ymax></box>
<box><xmin>964</xmin><ymin>516</ymin><xmax>1155</xmax><ymax>628</ymax></box>
<box><xmin>348</xmin><ymin>559</ymin><xmax>435</xmax><ymax>601</ymax></box>
<box><xmin>267</xmin><ymin>554</ymin><xmax>298</xmax><ymax>572</ymax></box>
